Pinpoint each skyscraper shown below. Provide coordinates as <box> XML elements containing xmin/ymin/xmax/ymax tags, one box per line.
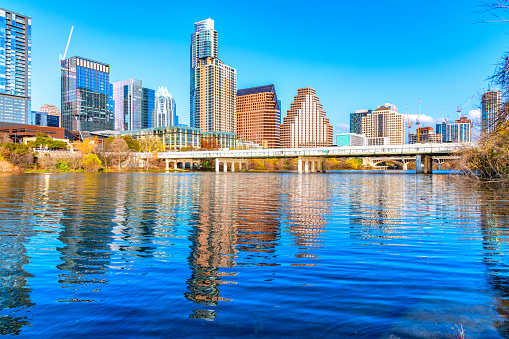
<box><xmin>0</xmin><ymin>8</ymin><xmax>31</xmax><ymax>124</ymax></box>
<box><xmin>113</xmin><ymin>79</ymin><xmax>142</xmax><ymax>131</ymax></box>
<box><xmin>236</xmin><ymin>84</ymin><xmax>281</xmax><ymax>148</ymax></box>
<box><xmin>154</xmin><ymin>86</ymin><xmax>177</xmax><ymax>128</ymax></box>
<box><xmin>361</xmin><ymin>104</ymin><xmax>405</xmax><ymax>145</ymax></box>
<box><xmin>61</xmin><ymin>56</ymin><xmax>114</xmax><ymax>132</ymax></box>
<box><xmin>142</xmin><ymin>87</ymin><xmax>155</xmax><ymax>129</ymax></box>
<box><xmin>280</xmin><ymin>87</ymin><xmax>333</xmax><ymax>148</ymax></box>
<box><xmin>350</xmin><ymin>109</ymin><xmax>371</xmax><ymax>134</ymax></box>
<box><xmin>481</xmin><ymin>90</ymin><xmax>502</xmax><ymax>133</ymax></box>
<box><xmin>190</xmin><ymin>19</ymin><xmax>236</xmax><ymax>133</ymax></box>
<box><xmin>436</xmin><ymin>117</ymin><xmax>472</xmax><ymax>143</ymax></box>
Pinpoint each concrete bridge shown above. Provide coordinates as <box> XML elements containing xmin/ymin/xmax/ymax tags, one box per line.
<box><xmin>152</xmin><ymin>143</ymin><xmax>469</xmax><ymax>174</ymax></box>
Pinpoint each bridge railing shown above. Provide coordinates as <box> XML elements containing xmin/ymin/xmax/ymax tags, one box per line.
<box><xmin>153</xmin><ymin>143</ymin><xmax>471</xmax><ymax>160</ymax></box>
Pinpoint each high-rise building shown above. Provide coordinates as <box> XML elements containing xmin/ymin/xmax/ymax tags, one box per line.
<box><xmin>409</xmin><ymin>127</ymin><xmax>442</xmax><ymax>144</ymax></box>
<box><xmin>361</xmin><ymin>104</ymin><xmax>405</xmax><ymax>145</ymax></box>
<box><xmin>236</xmin><ymin>84</ymin><xmax>281</xmax><ymax>148</ymax></box>
<box><xmin>142</xmin><ymin>87</ymin><xmax>155</xmax><ymax>129</ymax></box>
<box><xmin>61</xmin><ymin>56</ymin><xmax>114</xmax><ymax>132</ymax></box>
<box><xmin>281</xmin><ymin>87</ymin><xmax>333</xmax><ymax>148</ymax></box>
<box><xmin>0</xmin><ymin>9</ymin><xmax>31</xmax><ymax>124</ymax></box>
<box><xmin>190</xmin><ymin>19</ymin><xmax>236</xmax><ymax>133</ymax></box>
<box><xmin>436</xmin><ymin>117</ymin><xmax>472</xmax><ymax>143</ymax></box>
<box><xmin>39</xmin><ymin>104</ymin><xmax>60</xmax><ymax>126</ymax></box>
<box><xmin>481</xmin><ymin>90</ymin><xmax>502</xmax><ymax>133</ymax></box>
<box><xmin>337</xmin><ymin>133</ymin><xmax>366</xmax><ymax>147</ymax></box>
<box><xmin>154</xmin><ymin>86</ymin><xmax>177</xmax><ymax>128</ymax></box>
<box><xmin>350</xmin><ymin>109</ymin><xmax>371</xmax><ymax>134</ymax></box>
<box><xmin>113</xmin><ymin>79</ymin><xmax>142</xmax><ymax>131</ymax></box>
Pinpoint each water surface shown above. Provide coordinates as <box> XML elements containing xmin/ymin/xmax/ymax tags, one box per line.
<box><xmin>0</xmin><ymin>172</ymin><xmax>508</xmax><ymax>338</ymax></box>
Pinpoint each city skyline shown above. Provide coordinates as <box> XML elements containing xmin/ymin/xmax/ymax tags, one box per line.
<box><xmin>2</xmin><ymin>0</ymin><xmax>506</xmax><ymax>132</ymax></box>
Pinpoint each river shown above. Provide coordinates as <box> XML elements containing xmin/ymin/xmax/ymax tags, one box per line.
<box><xmin>0</xmin><ymin>171</ymin><xmax>508</xmax><ymax>338</ymax></box>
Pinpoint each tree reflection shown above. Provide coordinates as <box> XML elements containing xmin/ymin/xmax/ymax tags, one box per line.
<box><xmin>477</xmin><ymin>186</ymin><xmax>509</xmax><ymax>337</ymax></box>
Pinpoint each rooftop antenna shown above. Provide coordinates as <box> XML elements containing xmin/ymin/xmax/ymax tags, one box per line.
<box><xmin>59</xmin><ymin>26</ymin><xmax>74</xmax><ymax>61</ymax></box>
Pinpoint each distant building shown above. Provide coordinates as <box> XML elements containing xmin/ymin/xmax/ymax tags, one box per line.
<box><xmin>120</xmin><ymin>126</ymin><xmax>235</xmax><ymax>151</ymax></box>
<box><xmin>154</xmin><ymin>86</ymin><xmax>177</xmax><ymax>128</ymax></box>
<box><xmin>281</xmin><ymin>87</ymin><xmax>333</xmax><ymax>148</ymax></box>
<box><xmin>113</xmin><ymin>79</ymin><xmax>142</xmax><ymax>131</ymax></box>
<box><xmin>142</xmin><ymin>87</ymin><xmax>155</xmax><ymax>129</ymax></box>
<box><xmin>236</xmin><ymin>84</ymin><xmax>281</xmax><ymax>148</ymax></box>
<box><xmin>481</xmin><ymin>90</ymin><xmax>502</xmax><ymax>133</ymax></box>
<box><xmin>409</xmin><ymin>127</ymin><xmax>442</xmax><ymax>144</ymax></box>
<box><xmin>367</xmin><ymin>137</ymin><xmax>390</xmax><ymax>146</ymax></box>
<box><xmin>39</xmin><ymin>105</ymin><xmax>61</xmax><ymax>127</ymax></box>
<box><xmin>436</xmin><ymin>117</ymin><xmax>472</xmax><ymax>143</ymax></box>
<box><xmin>361</xmin><ymin>104</ymin><xmax>405</xmax><ymax>145</ymax></box>
<box><xmin>61</xmin><ymin>56</ymin><xmax>114</xmax><ymax>132</ymax></box>
<box><xmin>190</xmin><ymin>19</ymin><xmax>236</xmax><ymax>133</ymax></box>
<box><xmin>336</xmin><ymin>133</ymin><xmax>366</xmax><ymax>146</ymax></box>
<box><xmin>0</xmin><ymin>9</ymin><xmax>31</xmax><ymax>124</ymax></box>
<box><xmin>30</xmin><ymin>111</ymin><xmax>60</xmax><ymax>128</ymax></box>
<box><xmin>350</xmin><ymin>109</ymin><xmax>371</xmax><ymax>134</ymax></box>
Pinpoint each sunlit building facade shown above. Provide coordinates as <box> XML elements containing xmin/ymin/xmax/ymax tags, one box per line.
<box><xmin>154</xmin><ymin>86</ymin><xmax>177</xmax><ymax>128</ymax></box>
<box><xmin>361</xmin><ymin>104</ymin><xmax>405</xmax><ymax>145</ymax></box>
<box><xmin>0</xmin><ymin>8</ymin><xmax>31</xmax><ymax>124</ymax></box>
<box><xmin>481</xmin><ymin>90</ymin><xmax>502</xmax><ymax>133</ymax></box>
<box><xmin>142</xmin><ymin>87</ymin><xmax>155</xmax><ymax>129</ymax></box>
<box><xmin>61</xmin><ymin>56</ymin><xmax>114</xmax><ymax>132</ymax></box>
<box><xmin>113</xmin><ymin>79</ymin><xmax>142</xmax><ymax>131</ymax></box>
<box><xmin>190</xmin><ymin>19</ymin><xmax>236</xmax><ymax>133</ymax></box>
<box><xmin>281</xmin><ymin>87</ymin><xmax>332</xmax><ymax>148</ymax></box>
<box><xmin>436</xmin><ymin>117</ymin><xmax>472</xmax><ymax>143</ymax></box>
<box><xmin>236</xmin><ymin>84</ymin><xmax>281</xmax><ymax>148</ymax></box>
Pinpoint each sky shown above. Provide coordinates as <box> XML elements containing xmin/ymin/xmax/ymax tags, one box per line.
<box><xmin>5</xmin><ymin>0</ymin><xmax>509</xmax><ymax>133</ymax></box>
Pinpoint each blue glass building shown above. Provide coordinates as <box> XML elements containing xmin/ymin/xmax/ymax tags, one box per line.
<box><xmin>30</xmin><ymin>111</ymin><xmax>60</xmax><ymax>128</ymax></box>
<box><xmin>142</xmin><ymin>87</ymin><xmax>155</xmax><ymax>129</ymax></box>
<box><xmin>350</xmin><ymin>110</ymin><xmax>371</xmax><ymax>134</ymax></box>
<box><xmin>436</xmin><ymin>118</ymin><xmax>472</xmax><ymax>143</ymax></box>
<box><xmin>61</xmin><ymin>56</ymin><xmax>114</xmax><ymax>132</ymax></box>
<box><xmin>0</xmin><ymin>8</ymin><xmax>31</xmax><ymax>124</ymax></box>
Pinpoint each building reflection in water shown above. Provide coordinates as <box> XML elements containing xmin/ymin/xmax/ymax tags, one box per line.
<box><xmin>283</xmin><ymin>175</ymin><xmax>329</xmax><ymax>264</ymax></box>
<box><xmin>185</xmin><ymin>174</ymin><xmax>238</xmax><ymax>320</ymax></box>
<box><xmin>0</xmin><ymin>175</ymin><xmax>62</xmax><ymax>334</ymax></box>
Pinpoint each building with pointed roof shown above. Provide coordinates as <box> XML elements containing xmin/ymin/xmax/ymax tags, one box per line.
<box><xmin>154</xmin><ymin>86</ymin><xmax>177</xmax><ymax>128</ymax></box>
<box><xmin>280</xmin><ymin>87</ymin><xmax>332</xmax><ymax>148</ymax></box>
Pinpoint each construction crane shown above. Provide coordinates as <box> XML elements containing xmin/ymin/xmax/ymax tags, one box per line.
<box><xmin>59</xmin><ymin>26</ymin><xmax>74</xmax><ymax>61</ymax></box>
<box><xmin>457</xmin><ymin>95</ymin><xmax>474</xmax><ymax>119</ymax></box>
<box><xmin>416</xmin><ymin>99</ymin><xmax>421</xmax><ymax>143</ymax></box>
<box><xmin>406</xmin><ymin>104</ymin><xmax>412</xmax><ymax>143</ymax></box>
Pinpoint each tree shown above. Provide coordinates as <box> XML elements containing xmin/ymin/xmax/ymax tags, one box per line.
<box><xmin>139</xmin><ymin>135</ymin><xmax>164</xmax><ymax>169</ymax></box>
<box><xmin>81</xmin><ymin>153</ymin><xmax>102</xmax><ymax>172</ymax></box>
<box><xmin>0</xmin><ymin>132</ymin><xmax>13</xmax><ymax>144</ymax></box>
<box><xmin>77</xmin><ymin>137</ymin><xmax>98</xmax><ymax>155</ymax></box>
<box><xmin>478</xmin><ymin>1</ymin><xmax>509</xmax><ymax>23</ymax></box>
<box><xmin>122</xmin><ymin>135</ymin><xmax>140</xmax><ymax>151</ymax></box>
<box><xmin>107</xmin><ymin>136</ymin><xmax>129</xmax><ymax>170</ymax></box>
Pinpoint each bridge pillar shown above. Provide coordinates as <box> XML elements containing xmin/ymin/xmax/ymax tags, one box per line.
<box><xmin>415</xmin><ymin>155</ymin><xmax>422</xmax><ymax>174</ymax></box>
<box><xmin>166</xmin><ymin>159</ymin><xmax>169</xmax><ymax>171</ymax></box>
<box><xmin>298</xmin><ymin>157</ymin><xmax>303</xmax><ymax>173</ymax></box>
<box><xmin>423</xmin><ymin>155</ymin><xmax>433</xmax><ymax>174</ymax></box>
<box><xmin>215</xmin><ymin>158</ymin><xmax>220</xmax><ymax>172</ymax></box>
<box><xmin>245</xmin><ymin>161</ymin><xmax>249</xmax><ymax>171</ymax></box>
<box><xmin>304</xmin><ymin>161</ymin><xmax>309</xmax><ymax>173</ymax></box>
<box><xmin>321</xmin><ymin>159</ymin><xmax>327</xmax><ymax>172</ymax></box>
<box><xmin>224</xmin><ymin>161</ymin><xmax>228</xmax><ymax>172</ymax></box>
<box><xmin>231</xmin><ymin>161</ymin><xmax>235</xmax><ymax>172</ymax></box>
<box><xmin>174</xmin><ymin>161</ymin><xmax>177</xmax><ymax>171</ymax></box>
<box><xmin>311</xmin><ymin>161</ymin><xmax>316</xmax><ymax>173</ymax></box>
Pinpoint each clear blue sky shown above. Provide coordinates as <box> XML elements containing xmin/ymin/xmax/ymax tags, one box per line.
<box><xmin>5</xmin><ymin>0</ymin><xmax>509</xmax><ymax>132</ymax></box>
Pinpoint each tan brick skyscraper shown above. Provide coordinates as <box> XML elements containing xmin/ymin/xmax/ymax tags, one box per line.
<box><xmin>281</xmin><ymin>87</ymin><xmax>333</xmax><ymax>148</ymax></box>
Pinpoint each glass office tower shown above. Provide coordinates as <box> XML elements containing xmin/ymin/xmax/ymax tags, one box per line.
<box><xmin>113</xmin><ymin>79</ymin><xmax>142</xmax><ymax>131</ymax></box>
<box><xmin>481</xmin><ymin>90</ymin><xmax>502</xmax><ymax>134</ymax></box>
<box><xmin>0</xmin><ymin>8</ymin><xmax>31</xmax><ymax>124</ymax></box>
<box><xmin>190</xmin><ymin>19</ymin><xmax>236</xmax><ymax>133</ymax></box>
<box><xmin>61</xmin><ymin>56</ymin><xmax>114</xmax><ymax>132</ymax></box>
<box><xmin>142</xmin><ymin>87</ymin><xmax>155</xmax><ymax>129</ymax></box>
